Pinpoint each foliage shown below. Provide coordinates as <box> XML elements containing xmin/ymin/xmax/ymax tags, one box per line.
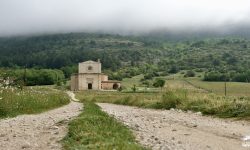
<box><xmin>153</xmin><ymin>78</ymin><xmax>166</xmax><ymax>88</ymax></box>
<box><xmin>184</xmin><ymin>70</ymin><xmax>196</xmax><ymax>77</ymax></box>
<box><xmin>0</xmin><ymin>33</ymin><xmax>250</xmax><ymax>82</ymax></box>
<box><xmin>1</xmin><ymin>69</ymin><xmax>65</xmax><ymax>86</ymax></box>
<box><xmin>204</xmin><ymin>71</ymin><xmax>250</xmax><ymax>82</ymax></box>
<box><xmin>131</xmin><ymin>84</ymin><xmax>137</xmax><ymax>92</ymax></box>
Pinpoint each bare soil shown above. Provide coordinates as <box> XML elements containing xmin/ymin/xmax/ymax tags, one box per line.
<box><xmin>0</xmin><ymin>92</ymin><xmax>83</xmax><ymax>150</ymax></box>
<box><xmin>98</xmin><ymin>103</ymin><xmax>250</xmax><ymax>150</ymax></box>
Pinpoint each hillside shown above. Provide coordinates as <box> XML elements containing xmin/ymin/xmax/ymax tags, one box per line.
<box><xmin>0</xmin><ymin>33</ymin><xmax>250</xmax><ymax>82</ymax></box>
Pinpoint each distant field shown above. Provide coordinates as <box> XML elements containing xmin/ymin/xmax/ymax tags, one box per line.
<box><xmin>186</xmin><ymin>79</ymin><xmax>250</xmax><ymax>96</ymax></box>
<box><xmin>121</xmin><ymin>73</ymin><xmax>250</xmax><ymax>97</ymax></box>
<box><xmin>165</xmin><ymin>79</ymin><xmax>206</xmax><ymax>93</ymax></box>
<box><xmin>121</xmin><ymin>74</ymin><xmax>144</xmax><ymax>88</ymax></box>
<box><xmin>0</xmin><ymin>86</ymin><xmax>70</xmax><ymax>118</ymax></box>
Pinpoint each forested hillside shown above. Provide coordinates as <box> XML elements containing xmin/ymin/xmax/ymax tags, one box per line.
<box><xmin>0</xmin><ymin>33</ymin><xmax>250</xmax><ymax>83</ymax></box>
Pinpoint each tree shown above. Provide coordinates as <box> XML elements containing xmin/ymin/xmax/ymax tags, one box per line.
<box><xmin>131</xmin><ymin>84</ymin><xmax>136</xmax><ymax>92</ymax></box>
<box><xmin>153</xmin><ymin>78</ymin><xmax>166</xmax><ymax>90</ymax></box>
<box><xmin>184</xmin><ymin>70</ymin><xmax>195</xmax><ymax>77</ymax></box>
<box><xmin>169</xmin><ymin>65</ymin><xmax>179</xmax><ymax>74</ymax></box>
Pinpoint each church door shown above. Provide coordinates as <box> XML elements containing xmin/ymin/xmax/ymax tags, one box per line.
<box><xmin>88</xmin><ymin>83</ymin><xmax>92</xmax><ymax>90</ymax></box>
<box><xmin>113</xmin><ymin>83</ymin><xmax>118</xmax><ymax>89</ymax></box>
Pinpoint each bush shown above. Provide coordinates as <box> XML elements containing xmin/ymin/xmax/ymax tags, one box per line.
<box><xmin>153</xmin><ymin>78</ymin><xmax>165</xmax><ymax>89</ymax></box>
<box><xmin>184</xmin><ymin>70</ymin><xmax>196</xmax><ymax>77</ymax></box>
<box><xmin>169</xmin><ymin>66</ymin><xmax>179</xmax><ymax>74</ymax></box>
<box><xmin>144</xmin><ymin>73</ymin><xmax>153</xmax><ymax>80</ymax></box>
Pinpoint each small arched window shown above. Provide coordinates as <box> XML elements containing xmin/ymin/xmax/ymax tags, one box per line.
<box><xmin>88</xmin><ymin>66</ymin><xmax>93</xmax><ymax>71</ymax></box>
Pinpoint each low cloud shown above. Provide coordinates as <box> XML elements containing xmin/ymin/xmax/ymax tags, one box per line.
<box><xmin>0</xmin><ymin>0</ymin><xmax>250</xmax><ymax>36</ymax></box>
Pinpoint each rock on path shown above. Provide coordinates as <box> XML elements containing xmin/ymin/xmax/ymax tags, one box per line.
<box><xmin>0</xmin><ymin>92</ymin><xmax>83</xmax><ymax>150</ymax></box>
<box><xmin>98</xmin><ymin>103</ymin><xmax>250</xmax><ymax>150</ymax></box>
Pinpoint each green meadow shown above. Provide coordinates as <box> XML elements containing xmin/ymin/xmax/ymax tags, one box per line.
<box><xmin>0</xmin><ymin>86</ymin><xmax>70</xmax><ymax>118</ymax></box>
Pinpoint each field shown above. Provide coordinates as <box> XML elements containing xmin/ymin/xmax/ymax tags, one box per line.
<box><xmin>186</xmin><ymin>78</ymin><xmax>250</xmax><ymax>96</ymax></box>
<box><xmin>0</xmin><ymin>86</ymin><xmax>70</xmax><ymax>118</ymax></box>
<box><xmin>76</xmin><ymin>75</ymin><xmax>250</xmax><ymax>119</ymax></box>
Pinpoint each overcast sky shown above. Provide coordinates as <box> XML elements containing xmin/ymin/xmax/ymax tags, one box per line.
<box><xmin>0</xmin><ymin>0</ymin><xmax>250</xmax><ymax>36</ymax></box>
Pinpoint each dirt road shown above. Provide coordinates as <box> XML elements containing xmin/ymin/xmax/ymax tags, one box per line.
<box><xmin>0</xmin><ymin>92</ymin><xmax>82</xmax><ymax>150</ymax></box>
<box><xmin>98</xmin><ymin>103</ymin><xmax>250</xmax><ymax>150</ymax></box>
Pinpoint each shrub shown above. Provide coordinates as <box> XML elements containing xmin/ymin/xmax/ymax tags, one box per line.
<box><xmin>153</xmin><ymin>78</ymin><xmax>165</xmax><ymax>89</ymax></box>
<box><xmin>184</xmin><ymin>70</ymin><xmax>196</xmax><ymax>77</ymax></box>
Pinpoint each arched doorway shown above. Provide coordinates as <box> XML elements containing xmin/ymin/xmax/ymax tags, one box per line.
<box><xmin>88</xmin><ymin>83</ymin><xmax>92</xmax><ymax>89</ymax></box>
<box><xmin>113</xmin><ymin>83</ymin><xmax>118</xmax><ymax>89</ymax></box>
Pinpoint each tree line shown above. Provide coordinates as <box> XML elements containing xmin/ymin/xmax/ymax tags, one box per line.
<box><xmin>0</xmin><ymin>33</ymin><xmax>250</xmax><ymax>83</ymax></box>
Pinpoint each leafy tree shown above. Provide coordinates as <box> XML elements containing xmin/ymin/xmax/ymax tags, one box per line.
<box><xmin>169</xmin><ymin>66</ymin><xmax>179</xmax><ymax>74</ymax></box>
<box><xmin>153</xmin><ymin>78</ymin><xmax>166</xmax><ymax>90</ymax></box>
<box><xmin>184</xmin><ymin>70</ymin><xmax>196</xmax><ymax>77</ymax></box>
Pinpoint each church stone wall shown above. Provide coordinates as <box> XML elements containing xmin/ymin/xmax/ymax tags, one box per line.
<box><xmin>78</xmin><ymin>74</ymin><xmax>101</xmax><ymax>90</ymax></box>
<box><xmin>70</xmin><ymin>75</ymin><xmax>79</xmax><ymax>91</ymax></box>
<box><xmin>101</xmin><ymin>74</ymin><xmax>108</xmax><ymax>81</ymax></box>
<box><xmin>78</xmin><ymin>61</ymin><xmax>101</xmax><ymax>74</ymax></box>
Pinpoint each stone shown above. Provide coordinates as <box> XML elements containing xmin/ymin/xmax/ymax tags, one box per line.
<box><xmin>196</xmin><ymin>112</ymin><xmax>202</xmax><ymax>115</ymax></box>
<box><xmin>50</xmin><ymin>126</ymin><xmax>59</xmax><ymax>130</ymax></box>
<box><xmin>192</xmin><ymin>124</ymin><xmax>198</xmax><ymax>128</ymax></box>
<box><xmin>21</xmin><ymin>141</ymin><xmax>31</xmax><ymax>149</ymax></box>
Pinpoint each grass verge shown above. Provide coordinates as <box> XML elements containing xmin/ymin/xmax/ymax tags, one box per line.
<box><xmin>63</xmin><ymin>101</ymin><xmax>145</xmax><ymax>150</ymax></box>
<box><xmin>0</xmin><ymin>86</ymin><xmax>70</xmax><ymax>118</ymax></box>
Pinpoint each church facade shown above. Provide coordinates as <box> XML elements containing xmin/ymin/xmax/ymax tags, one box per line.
<box><xmin>70</xmin><ymin>60</ymin><xmax>121</xmax><ymax>91</ymax></box>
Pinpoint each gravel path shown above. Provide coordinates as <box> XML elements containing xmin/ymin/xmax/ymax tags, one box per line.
<box><xmin>0</xmin><ymin>91</ymin><xmax>83</xmax><ymax>150</ymax></box>
<box><xmin>98</xmin><ymin>103</ymin><xmax>250</xmax><ymax>150</ymax></box>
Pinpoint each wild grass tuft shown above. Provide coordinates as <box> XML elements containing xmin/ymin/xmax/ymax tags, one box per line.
<box><xmin>160</xmin><ymin>89</ymin><xmax>187</xmax><ymax>109</ymax></box>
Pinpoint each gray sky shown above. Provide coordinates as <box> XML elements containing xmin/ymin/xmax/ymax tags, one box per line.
<box><xmin>1</xmin><ymin>0</ymin><xmax>250</xmax><ymax>36</ymax></box>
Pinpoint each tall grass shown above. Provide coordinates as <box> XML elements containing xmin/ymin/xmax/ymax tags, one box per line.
<box><xmin>76</xmin><ymin>89</ymin><xmax>250</xmax><ymax>119</ymax></box>
<box><xmin>63</xmin><ymin>102</ymin><xmax>145</xmax><ymax>150</ymax></box>
<box><xmin>76</xmin><ymin>91</ymin><xmax>162</xmax><ymax>108</ymax></box>
<box><xmin>0</xmin><ymin>86</ymin><xmax>70</xmax><ymax>118</ymax></box>
<box><xmin>154</xmin><ymin>89</ymin><xmax>250</xmax><ymax>118</ymax></box>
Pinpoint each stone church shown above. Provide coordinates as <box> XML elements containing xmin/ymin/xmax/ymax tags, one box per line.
<box><xmin>70</xmin><ymin>60</ymin><xmax>121</xmax><ymax>91</ymax></box>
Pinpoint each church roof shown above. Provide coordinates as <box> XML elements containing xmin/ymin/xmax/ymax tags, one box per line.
<box><xmin>101</xmin><ymin>80</ymin><xmax>121</xmax><ymax>83</ymax></box>
<box><xmin>79</xmin><ymin>60</ymin><xmax>100</xmax><ymax>64</ymax></box>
